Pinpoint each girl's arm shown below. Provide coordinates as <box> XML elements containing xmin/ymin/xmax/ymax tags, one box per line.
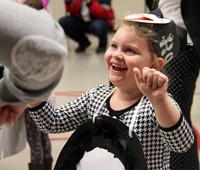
<box><xmin>134</xmin><ymin>67</ymin><xmax>180</xmax><ymax>128</ymax></box>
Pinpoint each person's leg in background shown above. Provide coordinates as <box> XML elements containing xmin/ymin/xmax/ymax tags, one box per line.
<box><xmin>41</xmin><ymin>132</ymin><xmax>53</xmax><ymax>170</ymax></box>
<box><xmin>59</xmin><ymin>16</ymin><xmax>91</xmax><ymax>53</ymax></box>
<box><xmin>88</xmin><ymin>19</ymin><xmax>110</xmax><ymax>53</ymax></box>
<box><xmin>24</xmin><ymin>109</ymin><xmax>53</xmax><ymax>170</ymax></box>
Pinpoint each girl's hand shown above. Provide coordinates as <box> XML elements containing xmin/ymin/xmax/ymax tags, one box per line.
<box><xmin>133</xmin><ymin>67</ymin><xmax>168</xmax><ymax>100</ymax></box>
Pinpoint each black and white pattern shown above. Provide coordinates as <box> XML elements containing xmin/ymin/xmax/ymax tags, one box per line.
<box><xmin>163</xmin><ymin>46</ymin><xmax>200</xmax><ymax>170</ymax></box>
<box><xmin>30</xmin><ymin>85</ymin><xmax>194</xmax><ymax>170</ymax></box>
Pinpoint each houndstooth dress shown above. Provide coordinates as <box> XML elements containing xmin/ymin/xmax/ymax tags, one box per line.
<box><xmin>29</xmin><ymin>85</ymin><xmax>194</xmax><ymax>170</ymax></box>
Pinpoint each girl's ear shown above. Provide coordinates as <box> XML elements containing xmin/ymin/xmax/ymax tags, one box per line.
<box><xmin>152</xmin><ymin>58</ymin><xmax>165</xmax><ymax>70</ymax></box>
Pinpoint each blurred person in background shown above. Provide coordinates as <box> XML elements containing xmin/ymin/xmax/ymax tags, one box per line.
<box><xmin>145</xmin><ymin>0</ymin><xmax>200</xmax><ymax>169</ymax></box>
<box><xmin>59</xmin><ymin>0</ymin><xmax>115</xmax><ymax>53</ymax></box>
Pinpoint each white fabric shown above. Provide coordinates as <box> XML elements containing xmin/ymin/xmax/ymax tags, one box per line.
<box><xmin>81</xmin><ymin>1</ymin><xmax>91</xmax><ymax>22</ymax></box>
<box><xmin>76</xmin><ymin>147</ymin><xmax>125</xmax><ymax>170</ymax></box>
<box><xmin>0</xmin><ymin>115</ymin><xmax>26</xmax><ymax>159</ymax></box>
<box><xmin>158</xmin><ymin>0</ymin><xmax>193</xmax><ymax>45</ymax></box>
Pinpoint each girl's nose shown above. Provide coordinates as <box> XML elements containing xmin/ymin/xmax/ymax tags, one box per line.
<box><xmin>112</xmin><ymin>49</ymin><xmax>123</xmax><ymax>59</ymax></box>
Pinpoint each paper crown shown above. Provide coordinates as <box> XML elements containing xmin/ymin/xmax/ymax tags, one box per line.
<box><xmin>125</xmin><ymin>12</ymin><xmax>180</xmax><ymax>63</ymax></box>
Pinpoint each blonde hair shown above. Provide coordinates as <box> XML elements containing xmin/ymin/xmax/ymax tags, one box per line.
<box><xmin>115</xmin><ymin>19</ymin><xmax>158</xmax><ymax>58</ymax></box>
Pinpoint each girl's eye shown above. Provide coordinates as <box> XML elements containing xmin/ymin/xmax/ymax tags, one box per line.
<box><xmin>126</xmin><ymin>48</ymin><xmax>135</xmax><ymax>54</ymax></box>
<box><xmin>110</xmin><ymin>43</ymin><xmax>117</xmax><ymax>49</ymax></box>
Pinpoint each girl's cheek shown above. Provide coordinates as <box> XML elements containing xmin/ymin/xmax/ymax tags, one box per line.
<box><xmin>104</xmin><ymin>55</ymin><xmax>110</xmax><ymax>69</ymax></box>
<box><xmin>104</xmin><ymin>51</ymin><xmax>110</xmax><ymax>61</ymax></box>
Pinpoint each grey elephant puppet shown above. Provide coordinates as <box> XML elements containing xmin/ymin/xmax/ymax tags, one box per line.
<box><xmin>0</xmin><ymin>0</ymin><xmax>68</xmax><ymax>124</ymax></box>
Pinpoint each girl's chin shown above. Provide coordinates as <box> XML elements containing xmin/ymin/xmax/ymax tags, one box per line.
<box><xmin>109</xmin><ymin>77</ymin><xmax>122</xmax><ymax>85</ymax></box>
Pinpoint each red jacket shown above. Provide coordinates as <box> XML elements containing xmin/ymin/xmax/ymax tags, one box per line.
<box><xmin>65</xmin><ymin>0</ymin><xmax>115</xmax><ymax>28</ymax></box>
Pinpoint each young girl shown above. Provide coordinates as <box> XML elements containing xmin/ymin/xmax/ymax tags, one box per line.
<box><xmin>28</xmin><ymin>13</ymin><xmax>194</xmax><ymax>169</ymax></box>
<box><xmin>59</xmin><ymin>0</ymin><xmax>115</xmax><ymax>53</ymax></box>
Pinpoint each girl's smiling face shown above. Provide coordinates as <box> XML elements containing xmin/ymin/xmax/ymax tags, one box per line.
<box><xmin>105</xmin><ymin>25</ymin><xmax>154</xmax><ymax>89</ymax></box>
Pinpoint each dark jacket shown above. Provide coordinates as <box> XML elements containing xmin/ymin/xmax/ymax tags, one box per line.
<box><xmin>181</xmin><ymin>0</ymin><xmax>200</xmax><ymax>57</ymax></box>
